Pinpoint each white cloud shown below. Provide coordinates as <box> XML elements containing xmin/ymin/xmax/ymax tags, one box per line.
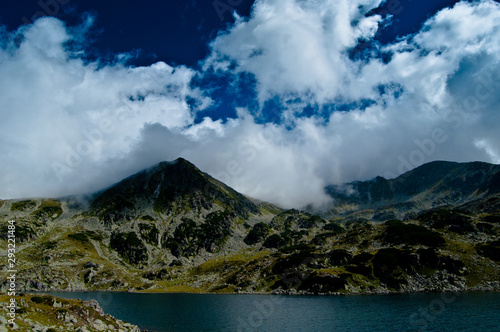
<box><xmin>204</xmin><ymin>0</ymin><xmax>385</xmax><ymax>104</ymax></box>
<box><xmin>0</xmin><ymin>18</ymin><xmax>206</xmax><ymax>199</ymax></box>
<box><xmin>1</xmin><ymin>1</ymin><xmax>500</xmax><ymax>210</ymax></box>
<box><xmin>200</xmin><ymin>0</ymin><xmax>500</xmax><ymax>194</ymax></box>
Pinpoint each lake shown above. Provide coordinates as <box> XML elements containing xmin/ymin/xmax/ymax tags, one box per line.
<box><xmin>47</xmin><ymin>291</ymin><xmax>500</xmax><ymax>331</ymax></box>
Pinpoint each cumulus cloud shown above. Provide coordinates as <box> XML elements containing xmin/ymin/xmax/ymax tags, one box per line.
<box><xmin>0</xmin><ymin>17</ymin><xmax>206</xmax><ymax>198</ymax></box>
<box><xmin>204</xmin><ymin>0</ymin><xmax>386</xmax><ymax>104</ymax></box>
<box><xmin>1</xmin><ymin>1</ymin><xmax>500</xmax><ymax>210</ymax></box>
<box><xmin>200</xmin><ymin>0</ymin><xmax>500</xmax><ymax>199</ymax></box>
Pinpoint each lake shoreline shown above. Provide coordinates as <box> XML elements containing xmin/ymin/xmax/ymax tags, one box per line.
<box><xmin>31</xmin><ymin>287</ymin><xmax>500</xmax><ymax>297</ymax></box>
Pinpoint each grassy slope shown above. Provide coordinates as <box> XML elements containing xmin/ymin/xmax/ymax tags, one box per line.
<box><xmin>1</xmin><ymin>197</ymin><xmax>499</xmax><ymax>295</ymax></box>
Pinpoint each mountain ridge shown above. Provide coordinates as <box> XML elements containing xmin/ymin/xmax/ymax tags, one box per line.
<box><xmin>0</xmin><ymin>158</ymin><xmax>499</xmax><ymax>297</ymax></box>
<box><xmin>326</xmin><ymin>160</ymin><xmax>500</xmax><ymax>220</ymax></box>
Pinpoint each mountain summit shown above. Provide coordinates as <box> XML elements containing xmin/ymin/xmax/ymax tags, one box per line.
<box><xmin>90</xmin><ymin>158</ymin><xmax>260</xmax><ymax>224</ymax></box>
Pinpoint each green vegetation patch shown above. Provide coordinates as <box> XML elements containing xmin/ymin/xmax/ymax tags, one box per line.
<box><xmin>10</xmin><ymin>200</ymin><xmax>37</xmax><ymax>212</ymax></box>
<box><xmin>141</xmin><ymin>215</ymin><xmax>156</xmax><ymax>222</ymax></box>
<box><xmin>298</xmin><ymin>215</ymin><xmax>325</xmax><ymax>229</ymax></box>
<box><xmin>31</xmin><ymin>200</ymin><xmax>63</xmax><ymax>221</ymax></box>
<box><xmin>164</xmin><ymin>211</ymin><xmax>234</xmax><ymax>257</ymax></box>
<box><xmin>0</xmin><ymin>224</ymin><xmax>37</xmax><ymax>242</ymax></box>
<box><xmin>372</xmin><ymin>248</ymin><xmax>412</xmax><ymax>289</ymax></box>
<box><xmin>138</xmin><ymin>223</ymin><xmax>160</xmax><ymax>246</ymax></box>
<box><xmin>244</xmin><ymin>222</ymin><xmax>271</xmax><ymax>245</ymax></box>
<box><xmin>110</xmin><ymin>231</ymin><xmax>148</xmax><ymax>266</ymax></box>
<box><xmin>67</xmin><ymin>230</ymin><xmax>103</xmax><ymax>243</ymax></box>
<box><xmin>382</xmin><ymin>220</ymin><xmax>445</xmax><ymax>247</ymax></box>
<box><xmin>199</xmin><ymin>210</ymin><xmax>233</xmax><ymax>250</ymax></box>
<box><xmin>30</xmin><ymin>295</ymin><xmax>54</xmax><ymax>305</ymax></box>
<box><xmin>417</xmin><ymin>209</ymin><xmax>474</xmax><ymax>234</ymax></box>
<box><xmin>482</xmin><ymin>214</ymin><xmax>500</xmax><ymax>224</ymax></box>
<box><xmin>297</xmin><ymin>272</ymin><xmax>351</xmax><ymax>293</ymax></box>
<box><xmin>311</xmin><ymin>232</ymin><xmax>341</xmax><ymax>245</ymax></box>
<box><xmin>263</xmin><ymin>234</ymin><xmax>287</xmax><ymax>249</ymax></box>
<box><xmin>163</xmin><ymin>218</ymin><xmax>199</xmax><ymax>257</ymax></box>
<box><xmin>40</xmin><ymin>240</ymin><xmax>58</xmax><ymax>250</ymax></box>
<box><xmin>322</xmin><ymin>222</ymin><xmax>345</xmax><ymax>233</ymax></box>
<box><xmin>476</xmin><ymin>241</ymin><xmax>500</xmax><ymax>262</ymax></box>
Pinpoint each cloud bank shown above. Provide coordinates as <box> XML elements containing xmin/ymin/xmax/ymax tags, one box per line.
<box><xmin>1</xmin><ymin>0</ymin><xmax>500</xmax><ymax>209</ymax></box>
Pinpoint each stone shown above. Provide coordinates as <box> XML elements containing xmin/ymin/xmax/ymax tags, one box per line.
<box><xmin>76</xmin><ymin>327</ymin><xmax>90</xmax><ymax>332</ymax></box>
<box><xmin>82</xmin><ymin>300</ymin><xmax>104</xmax><ymax>315</ymax></box>
<box><xmin>83</xmin><ymin>261</ymin><xmax>98</xmax><ymax>269</ymax></box>
<box><xmin>92</xmin><ymin>319</ymin><xmax>108</xmax><ymax>331</ymax></box>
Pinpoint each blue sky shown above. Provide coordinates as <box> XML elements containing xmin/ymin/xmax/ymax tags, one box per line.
<box><xmin>0</xmin><ymin>0</ymin><xmax>499</xmax><ymax>208</ymax></box>
<box><xmin>0</xmin><ymin>0</ymin><xmax>462</xmax><ymax>124</ymax></box>
<box><xmin>0</xmin><ymin>0</ymin><xmax>460</xmax><ymax>66</ymax></box>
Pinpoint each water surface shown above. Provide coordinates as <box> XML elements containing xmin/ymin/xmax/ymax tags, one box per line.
<box><xmin>48</xmin><ymin>291</ymin><xmax>500</xmax><ymax>332</ymax></box>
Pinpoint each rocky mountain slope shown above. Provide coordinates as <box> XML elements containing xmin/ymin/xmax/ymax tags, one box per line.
<box><xmin>89</xmin><ymin>158</ymin><xmax>261</xmax><ymax>224</ymax></box>
<box><xmin>0</xmin><ymin>159</ymin><xmax>499</xmax><ymax>299</ymax></box>
<box><xmin>0</xmin><ymin>293</ymin><xmax>143</xmax><ymax>331</ymax></box>
<box><xmin>326</xmin><ymin>160</ymin><xmax>500</xmax><ymax>221</ymax></box>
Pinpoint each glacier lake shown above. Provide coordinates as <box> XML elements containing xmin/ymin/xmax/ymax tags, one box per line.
<box><xmin>47</xmin><ymin>291</ymin><xmax>499</xmax><ymax>331</ymax></box>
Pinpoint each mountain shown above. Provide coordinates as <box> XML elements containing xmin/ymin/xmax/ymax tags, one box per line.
<box><xmin>326</xmin><ymin>161</ymin><xmax>500</xmax><ymax>220</ymax></box>
<box><xmin>0</xmin><ymin>159</ymin><xmax>499</xmax><ymax>299</ymax></box>
<box><xmin>89</xmin><ymin>158</ymin><xmax>260</xmax><ymax>224</ymax></box>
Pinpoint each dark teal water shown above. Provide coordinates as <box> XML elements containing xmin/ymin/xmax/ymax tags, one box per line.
<box><xmin>48</xmin><ymin>291</ymin><xmax>500</xmax><ymax>332</ymax></box>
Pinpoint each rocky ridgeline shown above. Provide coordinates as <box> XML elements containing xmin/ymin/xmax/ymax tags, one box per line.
<box><xmin>0</xmin><ymin>293</ymin><xmax>144</xmax><ymax>331</ymax></box>
<box><xmin>0</xmin><ymin>159</ymin><xmax>499</xmax><ymax>299</ymax></box>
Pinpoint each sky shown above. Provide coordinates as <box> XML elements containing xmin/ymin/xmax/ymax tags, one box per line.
<box><xmin>0</xmin><ymin>0</ymin><xmax>499</xmax><ymax>209</ymax></box>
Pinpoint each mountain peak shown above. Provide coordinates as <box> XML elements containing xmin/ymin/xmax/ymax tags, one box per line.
<box><xmin>89</xmin><ymin>158</ymin><xmax>260</xmax><ymax>223</ymax></box>
<box><xmin>158</xmin><ymin>157</ymin><xmax>192</xmax><ymax>167</ymax></box>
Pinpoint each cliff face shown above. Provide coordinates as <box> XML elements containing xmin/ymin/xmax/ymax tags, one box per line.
<box><xmin>0</xmin><ymin>159</ymin><xmax>499</xmax><ymax>296</ymax></box>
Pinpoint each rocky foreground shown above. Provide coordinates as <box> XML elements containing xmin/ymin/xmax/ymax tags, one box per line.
<box><xmin>0</xmin><ymin>293</ymin><xmax>144</xmax><ymax>331</ymax></box>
